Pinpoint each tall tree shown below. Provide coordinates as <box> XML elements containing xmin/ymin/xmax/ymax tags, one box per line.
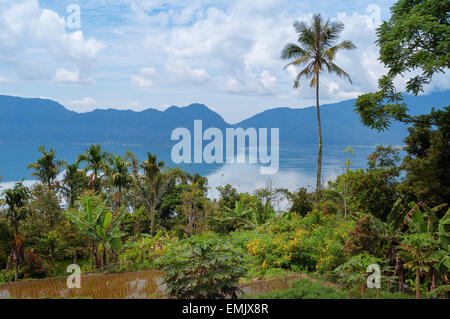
<box><xmin>398</xmin><ymin>108</ymin><xmax>449</xmax><ymax>207</ymax></box>
<box><xmin>61</xmin><ymin>162</ymin><xmax>88</xmax><ymax>208</ymax></box>
<box><xmin>107</xmin><ymin>154</ymin><xmax>131</xmax><ymax>211</ymax></box>
<box><xmin>1</xmin><ymin>182</ymin><xmax>29</xmax><ymax>281</ymax></box>
<box><xmin>281</xmin><ymin>14</ymin><xmax>355</xmax><ymax>212</ymax></box>
<box><xmin>140</xmin><ymin>153</ymin><xmax>165</xmax><ymax>235</ymax></box>
<box><xmin>179</xmin><ymin>177</ymin><xmax>210</xmax><ymax>236</ymax></box>
<box><xmin>77</xmin><ymin>144</ymin><xmax>110</xmax><ymax>192</ymax></box>
<box><xmin>27</xmin><ymin>146</ymin><xmax>65</xmax><ymax>189</ymax></box>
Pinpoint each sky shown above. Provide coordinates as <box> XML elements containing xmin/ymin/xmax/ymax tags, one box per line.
<box><xmin>0</xmin><ymin>0</ymin><xmax>449</xmax><ymax>123</ymax></box>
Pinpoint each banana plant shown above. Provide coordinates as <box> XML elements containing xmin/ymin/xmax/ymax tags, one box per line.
<box><xmin>437</xmin><ymin>208</ymin><xmax>450</xmax><ymax>269</ymax></box>
<box><xmin>122</xmin><ymin>231</ymin><xmax>163</xmax><ymax>263</ymax></box>
<box><xmin>223</xmin><ymin>200</ymin><xmax>257</xmax><ymax>230</ymax></box>
<box><xmin>396</xmin><ymin>203</ymin><xmax>448</xmax><ymax>299</ymax></box>
<box><xmin>388</xmin><ymin>200</ymin><xmax>448</xmax><ymax>297</ymax></box>
<box><xmin>427</xmin><ymin>208</ymin><xmax>450</xmax><ymax>298</ymax></box>
<box><xmin>64</xmin><ymin>194</ymin><xmax>126</xmax><ymax>267</ymax></box>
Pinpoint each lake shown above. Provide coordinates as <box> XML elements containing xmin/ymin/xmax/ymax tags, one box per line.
<box><xmin>0</xmin><ymin>142</ymin><xmax>380</xmax><ymax>197</ymax></box>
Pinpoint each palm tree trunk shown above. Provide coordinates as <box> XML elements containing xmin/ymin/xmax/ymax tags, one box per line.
<box><xmin>13</xmin><ymin>227</ymin><xmax>19</xmax><ymax>282</ymax></box>
<box><xmin>150</xmin><ymin>198</ymin><xmax>155</xmax><ymax>236</ymax></box>
<box><xmin>102</xmin><ymin>246</ymin><xmax>107</xmax><ymax>268</ymax></box>
<box><xmin>94</xmin><ymin>169</ymin><xmax>99</xmax><ymax>192</ymax></box>
<box><xmin>416</xmin><ymin>269</ymin><xmax>420</xmax><ymax>299</ymax></box>
<box><xmin>14</xmin><ymin>254</ymin><xmax>18</xmax><ymax>282</ymax></box>
<box><xmin>150</xmin><ymin>209</ymin><xmax>155</xmax><ymax>236</ymax></box>
<box><xmin>118</xmin><ymin>186</ymin><xmax>122</xmax><ymax>209</ymax></box>
<box><xmin>315</xmin><ymin>73</ymin><xmax>323</xmax><ymax>214</ymax></box>
<box><xmin>93</xmin><ymin>241</ymin><xmax>100</xmax><ymax>269</ymax></box>
<box><xmin>73</xmin><ymin>248</ymin><xmax>78</xmax><ymax>265</ymax></box>
<box><xmin>430</xmin><ymin>265</ymin><xmax>437</xmax><ymax>291</ymax></box>
<box><xmin>70</xmin><ymin>192</ymin><xmax>75</xmax><ymax>208</ymax></box>
<box><xmin>397</xmin><ymin>261</ymin><xmax>404</xmax><ymax>292</ymax></box>
<box><xmin>6</xmin><ymin>252</ymin><xmax>12</xmax><ymax>272</ymax></box>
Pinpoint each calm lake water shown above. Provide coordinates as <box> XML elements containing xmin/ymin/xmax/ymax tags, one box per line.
<box><xmin>0</xmin><ymin>142</ymin><xmax>380</xmax><ymax>197</ymax></box>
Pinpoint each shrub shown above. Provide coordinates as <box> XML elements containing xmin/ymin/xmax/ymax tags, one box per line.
<box><xmin>158</xmin><ymin>233</ymin><xmax>246</xmax><ymax>299</ymax></box>
<box><xmin>120</xmin><ymin>231</ymin><xmax>178</xmax><ymax>265</ymax></box>
<box><xmin>333</xmin><ymin>253</ymin><xmax>389</xmax><ymax>294</ymax></box>
<box><xmin>245</xmin><ymin>214</ymin><xmax>353</xmax><ymax>273</ymax></box>
<box><xmin>22</xmin><ymin>250</ymin><xmax>48</xmax><ymax>279</ymax></box>
<box><xmin>328</xmin><ymin>167</ymin><xmax>399</xmax><ymax>220</ymax></box>
<box><xmin>253</xmin><ymin>278</ymin><xmax>346</xmax><ymax>299</ymax></box>
<box><xmin>343</xmin><ymin>214</ymin><xmax>385</xmax><ymax>257</ymax></box>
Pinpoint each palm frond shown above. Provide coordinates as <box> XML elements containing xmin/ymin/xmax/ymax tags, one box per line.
<box><xmin>284</xmin><ymin>55</ymin><xmax>311</xmax><ymax>69</ymax></box>
<box><xmin>325</xmin><ymin>61</ymin><xmax>353</xmax><ymax>84</ymax></box>
<box><xmin>324</xmin><ymin>21</ymin><xmax>345</xmax><ymax>45</ymax></box>
<box><xmin>323</xmin><ymin>40</ymin><xmax>356</xmax><ymax>61</ymax></box>
<box><xmin>293</xmin><ymin>62</ymin><xmax>314</xmax><ymax>88</ymax></box>
<box><xmin>281</xmin><ymin>43</ymin><xmax>309</xmax><ymax>60</ymax></box>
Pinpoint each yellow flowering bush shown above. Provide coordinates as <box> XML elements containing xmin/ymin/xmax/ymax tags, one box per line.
<box><xmin>243</xmin><ymin>213</ymin><xmax>353</xmax><ymax>272</ymax></box>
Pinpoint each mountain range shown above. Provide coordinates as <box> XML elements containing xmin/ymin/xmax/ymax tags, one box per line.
<box><xmin>0</xmin><ymin>91</ymin><xmax>449</xmax><ymax>147</ymax></box>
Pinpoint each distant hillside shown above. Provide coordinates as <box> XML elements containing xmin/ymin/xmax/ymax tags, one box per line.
<box><xmin>236</xmin><ymin>91</ymin><xmax>449</xmax><ymax>145</ymax></box>
<box><xmin>0</xmin><ymin>91</ymin><xmax>448</xmax><ymax>146</ymax></box>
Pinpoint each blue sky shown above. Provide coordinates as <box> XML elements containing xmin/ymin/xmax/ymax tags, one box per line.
<box><xmin>0</xmin><ymin>0</ymin><xmax>448</xmax><ymax>123</ymax></box>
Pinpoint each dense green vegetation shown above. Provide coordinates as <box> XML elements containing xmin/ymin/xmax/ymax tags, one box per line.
<box><xmin>0</xmin><ymin>0</ymin><xmax>448</xmax><ymax>299</ymax></box>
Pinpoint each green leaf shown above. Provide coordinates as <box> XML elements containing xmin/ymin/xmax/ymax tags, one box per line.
<box><xmin>103</xmin><ymin>211</ymin><xmax>112</xmax><ymax>232</ymax></box>
<box><xmin>111</xmin><ymin>237</ymin><xmax>121</xmax><ymax>251</ymax></box>
<box><xmin>96</xmin><ymin>225</ymin><xmax>103</xmax><ymax>239</ymax></box>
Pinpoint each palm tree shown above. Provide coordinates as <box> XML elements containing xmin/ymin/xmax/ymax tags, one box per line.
<box><xmin>1</xmin><ymin>182</ymin><xmax>29</xmax><ymax>281</ymax></box>
<box><xmin>27</xmin><ymin>146</ymin><xmax>65</xmax><ymax>189</ymax></box>
<box><xmin>106</xmin><ymin>154</ymin><xmax>131</xmax><ymax>211</ymax></box>
<box><xmin>77</xmin><ymin>144</ymin><xmax>110</xmax><ymax>192</ymax></box>
<box><xmin>140</xmin><ymin>153</ymin><xmax>165</xmax><ymax>236</ymax></box>
<box><xmin>61</xmin><ymin>162</ymin><xmax>88</xmax><ymax>208</ymax></box>
<box><xmin>281</xmin><ymin>14</ymin><xmax>355</xmax><ymax>212</ymax></box>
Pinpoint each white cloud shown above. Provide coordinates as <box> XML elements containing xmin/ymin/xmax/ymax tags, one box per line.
<box><xmin>53</xmin><ymin>68</ymin><xmax>94</xmax><ymax>85</ymax></box>
<box><xmin>140</xmin><ymin>67</ymin><xmax>157</xmax><ymax>77</ymax></box>
<box><xmin>138</xmin><ymin>3</ymin><xmax>301</xmax><ymax>95</ymax></box>
<box><xmin>100</xmin><ymin>1</ymin><xmax>403</xmax><ymax>102</ymax></box>
<box><xmin>0</xmin><ymin>0</ymin><xmax>104</xmax><ymax>84</ymax></box>
<box><xmin>0</xmin><ymin>76</ymin><xmax>11</xmax><ymax>83</ymax></box>
<box><xmin>259</xmin><ymin>70</ymin><xmax>277</xmax><ymax>91</ymax></box>
<box><xmin>68</xmin><ymin>97</ymin><xmax>96</xmax><ymax>106</ymax></box>
<box><xmin>131</xmin><ymin>59</ymin><xmax>211</xmax><ymax>87</ymax></box>
<box><xmin>131</xmin><ymin>66</ymin><xmax>159</xmax><ymax>88</ymax></box>
<box><xmin>226</xmin><ymin>70</ymin><xmax>277</xmax><ymax>95</ymax></box>
<box><xmin>128</xmin><ymin>101</ymin><xmax>140</xmax><ymax>108</ymax></box>
<box><xmin>165</xmin><ymin>59</ymin><xmax>211</xmax><ymax>84</ymax></box>
<box><xmin>131</xmin><ymin>74</ymin><xmax>153</xmax><ymax>88</ymax></box>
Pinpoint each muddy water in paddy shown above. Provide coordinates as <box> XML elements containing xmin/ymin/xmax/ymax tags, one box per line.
<box><xmin>0</xmin><ymin>270</ymin><xmax>166</xmax><ymax>299</ymax></box>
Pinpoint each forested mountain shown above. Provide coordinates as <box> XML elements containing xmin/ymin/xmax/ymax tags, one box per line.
<box><xmin>0</xmin><ymin>91</ymin><xmax>448</xmax><ymax>146</ymax></box>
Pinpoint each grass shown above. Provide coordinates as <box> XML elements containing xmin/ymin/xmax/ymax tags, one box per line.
<box><xmin>248</xmin><ymin>278</ymin><xmax>347</xmax><ymax>299</ymax></box>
